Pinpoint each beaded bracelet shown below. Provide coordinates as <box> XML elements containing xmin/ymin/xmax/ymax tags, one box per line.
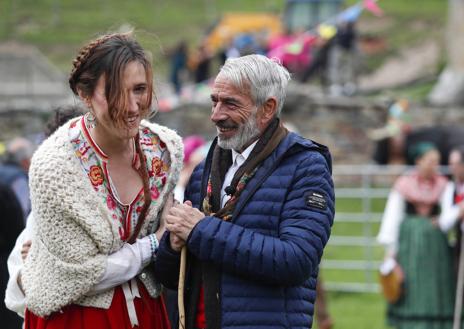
<box><xmin>148</xmin><ymin>234</ymin><xmax>159</xmax><ymax>260</ymax></box>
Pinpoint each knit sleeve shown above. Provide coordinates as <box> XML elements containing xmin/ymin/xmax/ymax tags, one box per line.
<box><xmin>22</xmin><ymin>130</ymin><xmax>116</xmax><ymax>317</ymax></box>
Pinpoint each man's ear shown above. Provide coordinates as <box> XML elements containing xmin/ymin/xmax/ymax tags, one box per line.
<box><xmin>258</xmin><ymin>97</ymin><xmax>278</xmax><ymax>126</ymax></box>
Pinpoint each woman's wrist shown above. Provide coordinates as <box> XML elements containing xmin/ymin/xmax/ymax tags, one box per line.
<box><xmin>155</xmin><ymin>226</ymin><xmax>165</xmax><ymax>243</ymax></box>
<box><xmin>148</xmin><ymin>233</ymin><xmax>159</xmax><ymax>261</ymax></box>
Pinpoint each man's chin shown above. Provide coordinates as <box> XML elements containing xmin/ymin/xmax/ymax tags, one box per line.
<box><xmin>217</xmin><ymin>136</ymin><xmax>239</xmax><ymax>150</ymax></box>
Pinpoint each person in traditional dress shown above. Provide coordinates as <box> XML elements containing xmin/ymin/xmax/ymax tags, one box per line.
<box><xmin>440</xmin><ymin>146</ymin><xmax>464</xmax><ymax>270</ymax></box>
<box><xmin>377</xmin><ymin>142</ymin><xmax>455</xmax><ymax>329</ymax></box>
<box><xmin>21</xmin><ymin>32</ymin><xmax>183</xmax><ymax>329</ymax></box>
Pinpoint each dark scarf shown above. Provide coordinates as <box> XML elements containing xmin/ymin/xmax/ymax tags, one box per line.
<box><xmin>202</xmin><ymin>118</ymin><xmax>288</xmax><ymax>219</ymax></box>
<box><xmin>193</xmin><ymin>118</ymin><xmax>287</xmax><ymax>329</ymax></box>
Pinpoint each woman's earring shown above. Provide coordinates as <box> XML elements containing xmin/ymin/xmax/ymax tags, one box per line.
<box><xmin>86</xmin><ymin>111</ymin><xmax>97</xmax><ymax>129</ymax></box>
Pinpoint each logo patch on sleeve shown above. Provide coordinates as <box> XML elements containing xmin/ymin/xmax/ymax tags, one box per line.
<box><xmin>305</xmin><ymin>191</ymin><xmax>327</xmax><ymax>210</ymax></box>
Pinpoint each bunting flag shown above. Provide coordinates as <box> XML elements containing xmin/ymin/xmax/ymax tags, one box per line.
<box><xmin>318</xmin><ymin>24</ymin><xmax>337</xmax><ymax>40</ymax></box>
<box><xmin>337</xmin><ymin>4</ymin><xmax>363</xmax><ymax>23</ymax></box>
<box><xmin>267</xmin><ymin>0</ymin><xmax>384</xmax><ymax>63</ymax></box>
<box><xmin>363</xmin><ymin>0</ymin><xmax>384</xmax><ymax>17</ymax></box>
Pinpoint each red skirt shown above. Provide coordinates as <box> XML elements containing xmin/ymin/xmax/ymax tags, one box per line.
<box><xmin>25</xmin><ymin>282</ymin><xmax>171</xmax><ymax>329</ymax></box>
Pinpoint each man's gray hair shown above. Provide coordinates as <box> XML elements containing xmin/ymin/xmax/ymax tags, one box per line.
<box><xmin>217</xmin><ymin>54</ymin><xmax>291</xmax><ymax>116</ymax></box>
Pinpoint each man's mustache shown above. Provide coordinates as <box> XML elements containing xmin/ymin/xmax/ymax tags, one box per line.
<box><xmin>216</xmin><ymin>120</ymin><xmax>238</xmax><ymax>129</ymax></box>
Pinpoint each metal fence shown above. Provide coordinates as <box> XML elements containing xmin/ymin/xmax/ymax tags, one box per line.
<box><xmin>322</xmin><ymin>164</ymin><xmax>450</xmax><ymax>293</ymax></box>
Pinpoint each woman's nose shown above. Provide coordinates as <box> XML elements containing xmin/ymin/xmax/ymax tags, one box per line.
<box><xmin>128</xmin><ymin>93</ymin><xmax>139</xmax><ymax>113</ymax></box>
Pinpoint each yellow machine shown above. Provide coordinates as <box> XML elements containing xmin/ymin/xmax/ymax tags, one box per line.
<box><xmin>203</xmin><ymin>0</ymin><xmax>343</xmax><ymax>54</ymax></box>
<box><xmin>204</xmin><ymin>12</ymin><xmax>283</xmax><ymax>54</ymax></box>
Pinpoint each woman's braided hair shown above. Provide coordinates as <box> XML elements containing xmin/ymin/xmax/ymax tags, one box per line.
<box><xmin>69</xmin><ymin>33</ymin><xmax>155</xmax><ymax>240</ymax></box>
<box><xmin>68</xmin><ymin>32</ymin><xmax>154</xmax><ymax>126</ymax></box>
<box><xmin>69</xmin><ymin>33</ymin><xmax>117</xmax><ymax>95</ymax></box>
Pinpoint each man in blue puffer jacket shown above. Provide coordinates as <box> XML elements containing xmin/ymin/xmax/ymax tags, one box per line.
<box><xmin>154</xmin><ymin>54</ymin><xmax>335</xmax><ymax>329</ymax></box>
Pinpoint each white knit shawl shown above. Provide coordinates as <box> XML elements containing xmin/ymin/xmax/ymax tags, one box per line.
<box><xmin>22</xmin><ymin>118</ymin><xmax>183</xmax><ymax>317</ymax></box>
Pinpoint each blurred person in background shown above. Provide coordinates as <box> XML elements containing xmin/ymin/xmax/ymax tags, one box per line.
<box><xmin>315</xmin><ymin>278</ymin><xmax>333</xmax><ymax>329</ymax></box>
<box><xmin>0</xmin><ymin>182</ymin><xmax>25</xmax><ymax>329</ymax></box>
<box><xmin>168</xmin><ymin>40</ymin><xmax>188</xmax><ymax>96</ymax></box>
<box><xmin>440</xmin><ymin>146</ymin><xmax>464</xmax><ymax>268</ymax></box>
<box><xmin>328</xmin><ymin>20</ymin><xmax>358</xmax><ymax>97</ymax></box>
<box><xmin>173</xmin><ymin>135</ymin><xmax>206</xmax><ymax>202</ymax></box>
<box><xmin>0</xmin><ymin>137</ymin><xmax>36</xmax><ymax>223</ymax></box>
<box><xmin>377</xmin><ymin>142</ymin><xmax>456</xmax><ymax>329</ymax></box>
<box><xmin>190</xmin><ymin>43</ymin><xmax>213</xmax><ymax>84</ymax></box>
<box><xmin>4</xmin><ymin>105</ymin><xmax>83</xmax><ymax>320</ymax></box>
<box><xmin>21</xmin><ymin>32</ymin><xmax>183</xmax><ymax>329</ymax></box>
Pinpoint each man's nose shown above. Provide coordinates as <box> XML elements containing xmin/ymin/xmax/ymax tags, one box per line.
<box><xmin>211</xmin><ymin>103</ymin><xmax>226</xmax><ymax>122</ymax></box>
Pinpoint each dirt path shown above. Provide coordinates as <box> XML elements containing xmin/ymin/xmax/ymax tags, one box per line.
<box><xmin>358</xmin><ymin>40</ymin><xmax>441</xmax><ymax>92</ymax></box>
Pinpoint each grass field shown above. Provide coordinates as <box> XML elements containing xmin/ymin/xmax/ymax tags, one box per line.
<box><xmin>317</xmin><ymin>192</ymin><xmax>390</xmax><ymax>328</ymax></box>
<box><xmin>325</xmin><ymin>291</ymin><xmax>390</xmax><ymax>329</ymax></box>
<box><xmin>0</xmin><ymin>0</ymin><xmax>447</xmax><ymax>78</ymax></box>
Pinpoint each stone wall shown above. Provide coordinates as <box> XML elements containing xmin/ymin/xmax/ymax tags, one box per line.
<box><xmin>3</xmin><ymin>85</ymin><xmax>464</xmax><ymax>164</ymax></box>
<box><xmin>155</xmin><ymin>85</ymin><xmax>389</xmax><ymax>164</ymax></box>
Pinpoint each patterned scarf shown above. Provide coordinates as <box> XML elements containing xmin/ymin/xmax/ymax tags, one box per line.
<box><xmin>202</xmin><ymin>118</ymin><xmax>288</xmax><ymax>220</ymax></box>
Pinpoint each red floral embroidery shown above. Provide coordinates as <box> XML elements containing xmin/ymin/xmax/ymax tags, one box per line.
<box><xmin>151</xmin><ymin>157</ymin><xmax>163</xmax><ymax>177</ymax></box>
<box><xmin>89</xmin><ymin>165</ymin><xmax>104</xmax><ymax>186</ymax></box>
<box><xmin>161</xmin><ymin>176</ymin><xmax>167</xmax><ymax>185</ymax></box>
<box><xmin>160</xmin><ymin>141</ymin><xmax>166</xmax><ymax>149</ymax></box>
<box><xmin>151</xmin><ymin>186</ymin><xmax>160</xmax><ymax>199</ymax></box>
<box><xmin>106</xmin><ymin>195</ymin><xmax>117</xmax><ymax>210</ymax></box>
<box><xmin>149</xmin><ymin>136</ymin><xmax>159</xmax><ymax>146</ymax></box>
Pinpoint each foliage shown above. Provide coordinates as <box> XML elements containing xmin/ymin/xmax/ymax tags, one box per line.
<box><xmin>0</xmin><ymin>0</ymin><xmax>447</xmax><ymax>76</ymax></box>
<box><xmin>0</xmin><ymin>0</ymin><xmax>285</xmax><ymax>73</ymax></box>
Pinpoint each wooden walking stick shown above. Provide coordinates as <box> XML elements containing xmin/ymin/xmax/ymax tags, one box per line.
<box><xmin>178</xmin><ymin>246</ymin><xmax>187</xmax><ymax>329</ymax></box>
<box><xmin>453</xmin><ymin>235</ymin><xmax>464</xmax><ymax>329</ymax></box>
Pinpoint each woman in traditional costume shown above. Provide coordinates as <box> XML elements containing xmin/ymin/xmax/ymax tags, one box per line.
<box><xmin>378</xmin><ymin>142</ymin><xmax>455</xmax><ymax>329</ymax></box>
<box><xmin>22</xmin><ymin>32</ymin><xmax>183</xmax><ymax>329</ymax></box>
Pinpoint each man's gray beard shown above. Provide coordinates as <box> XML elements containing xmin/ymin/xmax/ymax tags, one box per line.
<box><xmin>217</xmin><ymin>113</ymin><xmax>260</xmax><ymax>151</ymax></box>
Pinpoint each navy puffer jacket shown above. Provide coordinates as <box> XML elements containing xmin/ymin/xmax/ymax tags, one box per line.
<box><xmin>154</xmin><ymin>132</ymin><xmax>335</xmax><ymax>329</ymax></box>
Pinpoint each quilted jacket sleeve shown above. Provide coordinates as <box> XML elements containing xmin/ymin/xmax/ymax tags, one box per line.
<box><xmin>187</xmin><ymin>151</ymin><xmax>334</xmax><ymax>285</ymax></box>
<box><xmin>152</xmin><ymin>231</ymin><xmax>182</xmax><ymax>289</ymax></box>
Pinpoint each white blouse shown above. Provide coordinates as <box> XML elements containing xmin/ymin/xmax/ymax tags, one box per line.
<box><xmin>377</xmin><ymin>184</ymin><xmax>461</xmax><ymax>255</ymax></box>
<box><xmin>5</xmin><ymin>213</ymin><xmax>154</xmax><ymax>317</ymax></box>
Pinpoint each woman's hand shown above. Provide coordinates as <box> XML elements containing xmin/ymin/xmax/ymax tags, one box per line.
<box><xmin>170</xmin><ymin>233</ymin><xmax>185</xmax><ymax>252</ymax></box>
<box><xmin>155</xmin><ymin>194</ymin><xmax>174</xmax><ymax>242</ymax></box>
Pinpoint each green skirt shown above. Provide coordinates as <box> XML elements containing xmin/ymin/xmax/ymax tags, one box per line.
<box><xmin>388</xmin><ymin>215</ymin><xmax>457</xmax><ymax>329</ymax></box>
